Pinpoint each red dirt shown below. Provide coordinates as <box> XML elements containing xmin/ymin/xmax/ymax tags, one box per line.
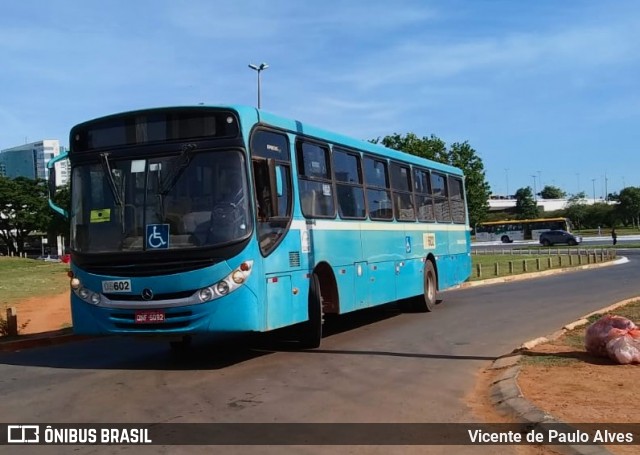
<box><xmin>12</xmin><ymin>291</ymin><xmax>71</xmax><ymax>334</ymax></box>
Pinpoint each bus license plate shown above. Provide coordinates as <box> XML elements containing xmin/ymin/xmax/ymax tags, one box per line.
<box><xmin>135</xmin><ymin>310</ymin><xmax>165</xmax><ymax>324</ymax></box>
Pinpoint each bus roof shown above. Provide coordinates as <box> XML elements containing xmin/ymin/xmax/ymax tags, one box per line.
<box><xmin>250</xmin><ymin>105</ymin><xmax>464</xmax><ymax>176</ymax></box>
<box><xmin>71</xmin><ymin>104</ymin><xmax>463</xmax><ymax>177</ymax></box>
<box><xmin>477</xmin><ymin>217</ymin><xmax>567</xmax><ymax>226</ymax></box>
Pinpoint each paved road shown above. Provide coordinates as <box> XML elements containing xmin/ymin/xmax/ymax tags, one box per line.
<box><xmin>1</xmin><ymin>252</ymin><xmax>639</xmax><ymax>454</ymax></box>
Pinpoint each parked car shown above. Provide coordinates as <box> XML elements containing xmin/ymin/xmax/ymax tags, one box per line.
<box><xmin>539</xmin><ymin>230</ymin><xmax>581</xmax><ymax>246</ymax></box>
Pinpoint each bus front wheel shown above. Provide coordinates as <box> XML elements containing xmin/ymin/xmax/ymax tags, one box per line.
<box><xmin>298</xmin><ymin>273</ymin><xmax>323</xmax><ymax>349</ymax></box>
<box><xmin>413</xmin><ymin>260</ymin><xmax>437</xmax><ymax>312</ymax></box>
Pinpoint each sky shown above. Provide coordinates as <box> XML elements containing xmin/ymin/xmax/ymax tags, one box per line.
<box><xmin>2</xmin><ymin>0</ymin><xmax>640</xmax><ymax>198</ymax></box>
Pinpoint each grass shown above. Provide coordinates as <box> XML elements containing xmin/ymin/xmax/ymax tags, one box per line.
<box><xmin>0</xmin><ymin>257</ymin><xmax>70</xmax><ymax>307</ymax></box>
<box><xmin>521</xmin><ymin>299</ymin><xmax>640</xmax><ymax>367</ymax></box>
<box><xmin>576</xmin><ymin>227</ymin><xmax>640</xmax><ymax>236</ymax></box>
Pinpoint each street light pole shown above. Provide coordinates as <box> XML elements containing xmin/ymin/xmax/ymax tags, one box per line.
<box><xmin>504</xmin><ymin>168</ymin><xmax>509</xmax><ymax>197</ymax></box>
<box><xmin>248</xmin><ymin>62</ymin><xmax>269</xmax><ymax>109</ymax></box>
<box><xmin>531</xmin><ymin>175</ymin><xmax>537</xmax><ymax>201</ymax></box>
<box><xmin>592</xmin><ymin>178</ymin><xmax>596</xmax><ymax>202</ymax></box>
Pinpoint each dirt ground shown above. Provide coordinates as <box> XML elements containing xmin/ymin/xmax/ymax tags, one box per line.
<box><xmin>11</xmin><ymin>293</ymin><xmax>638</xmax><ymax>454</ymax></box>
<box><xmin>13</xmin><ymin>291</ymin><xmax>71</xmax><ymax>334</ymax></box>
<box><xmin>470</xmin><ymin>340</ymin><xmax>639</xmax><ymax>455</ymax></box>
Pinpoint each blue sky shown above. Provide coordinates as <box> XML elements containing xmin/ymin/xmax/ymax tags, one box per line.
<box><xmin>2</xmin><ymin>0</ymin><xmax>639</xmax><ymax>198</ymax></box>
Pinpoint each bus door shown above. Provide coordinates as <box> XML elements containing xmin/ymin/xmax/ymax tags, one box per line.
<box><xmin>250</xmin><ymin>130</ymin><xmax>306</xmax><ymax>330</ymax></box>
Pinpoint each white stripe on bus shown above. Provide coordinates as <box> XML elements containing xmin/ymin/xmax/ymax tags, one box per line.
<box><xmin>289</xmin><ymin>219</ymin><xmax>469</xmax><ymax>232</ymax></box>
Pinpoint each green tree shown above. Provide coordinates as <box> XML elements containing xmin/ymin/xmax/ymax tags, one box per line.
<box><xmin>375</xmin><ymin>133</ymin><xmax>448</xmax><ymax>162</ymax></box>
<box><xmin>514</xmin><ymin>187</ymin><xmax>539</xmax><ymax>219</ymax></box>
<box><xmin>564</xmin><ymin>200</ymin><xmax>589</xmax><ymax>230</ymax></box>
<box><xmin>616</xmin><ymin>186</ymin><xmax>640</xmax><ymax>228</ymax></box>
<box><xmin>0</xmin><ymin>176</ymin><xmax>52</xmax><ymax>255</ymax></box>
<box><xmin>539</xmin><ymin>185</ymin><xmax>566</xmax><ymax>199</ymax></box>
<box><xmin>446</xmin><ymin>141</ymin><xmax>490</xmax><ymax>228</ymax></box>
<box><xmin>373</xmin><ymin>134</ymin><xmax>492</xmax><ymax>227</ymax></box>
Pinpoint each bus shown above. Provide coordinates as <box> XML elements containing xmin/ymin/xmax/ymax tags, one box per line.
<box><xmin>474</xmin><ymin>217</ymin><xmax>573</xmax><ymax>243</ymax></box>
<box><xmin>48</xmin><ymin>105</ymin><xmax>471</xmax><ymax>349</ymax></box>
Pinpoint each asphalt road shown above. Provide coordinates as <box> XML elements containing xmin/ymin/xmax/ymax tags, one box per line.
<box><xmin>1</xmin><ymin>251</ymin><xmax>639</xmax><ymax>455</ymax></box>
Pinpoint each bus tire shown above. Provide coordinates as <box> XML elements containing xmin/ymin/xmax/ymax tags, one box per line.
<box><xmin>414</xmin><ymin>260</ymin><xmax>437</xmax><ymax>312</ymax></box>
<box><xmin>299</xmin><ymin>273</ymin><xmax>323</xmax><ymax>349</ymax></box>
<box><xmin>501</xmin><ymin>235</ymin><xmax>510</xmax><ymax>243</ymax></box>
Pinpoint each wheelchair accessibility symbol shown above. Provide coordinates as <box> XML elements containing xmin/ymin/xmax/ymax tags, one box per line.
<box><xmin>146</xmin><ymin>224</ymin><xmax>170</xmax><ymax>249</ymax></box>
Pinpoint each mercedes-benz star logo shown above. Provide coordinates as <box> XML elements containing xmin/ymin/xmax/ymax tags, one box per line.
<box><xmin>141</xmin><ymin>288</ymin><xmax>154</xmax><ymax>301</ymax></box>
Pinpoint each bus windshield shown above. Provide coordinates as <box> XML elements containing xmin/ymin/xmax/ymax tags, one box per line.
<box><xmin>71</xmin><ymin>149</ymin><xmax>251</xmax><ymax>253</ymax></box>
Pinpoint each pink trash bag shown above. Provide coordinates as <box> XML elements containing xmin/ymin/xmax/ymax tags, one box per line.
<box><xmin>606</xmin><ymin>330</ymin><xmax>640</xmax><ymax>364</ymax></box>
<box><xmin>584</xmin><ymin>315</ymin><xmax>637</xmax><ymax>358</ymax></box>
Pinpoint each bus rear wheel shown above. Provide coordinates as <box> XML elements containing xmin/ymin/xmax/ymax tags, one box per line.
<box><xmin>413</xmin><ymin>260</ymin><xmax>437</xmax><ymax>312</ymax></box>
<box><xmin>298</xmin><ymin>273</ymin><xmax>323</xmax><ymax>349</ymax></box>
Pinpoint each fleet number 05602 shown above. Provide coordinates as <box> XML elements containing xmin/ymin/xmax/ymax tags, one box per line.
<box><xmin>102</xmin><ymin>280</ymin><xmax>131</xmax><ymax>293</ymax></box>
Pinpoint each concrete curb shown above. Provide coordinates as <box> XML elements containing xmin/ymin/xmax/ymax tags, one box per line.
<box><xmin>488</xmin><ymin>294</ymin><xmax>640</xmax><ymax>455</ymax></box>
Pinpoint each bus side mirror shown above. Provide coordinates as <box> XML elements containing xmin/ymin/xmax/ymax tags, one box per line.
<box><xmin>47</xmin><ymin>151</ymin><xmax>69</xmax><ymax>219</ymax></box>
<box><xmin>48</xmin><ymin>169</ymin><xmax>57</xmax><ymax>199</ymax></box>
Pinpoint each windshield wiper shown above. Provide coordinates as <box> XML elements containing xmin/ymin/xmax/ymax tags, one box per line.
<box><xmin>99</xmin><ymin>152</ymin><xmax>123</xmax><ymax>206</ymax></box>
<box><xmin>159</xmin><ymin>143</ymin><xmax>197</xmax><ymax>195</ymax></box>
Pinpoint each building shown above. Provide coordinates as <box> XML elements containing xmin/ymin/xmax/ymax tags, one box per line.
<box><xmin>488</xmin><ymin>196</ymin><xmax>613</xmax><ymax>212</ymax></box>
<box><xmin>0</xmin><ymin>140</ymin><xmax>69</xmax><ymax>186</ymax></box>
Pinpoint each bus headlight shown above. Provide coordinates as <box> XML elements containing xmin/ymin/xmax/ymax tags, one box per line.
<box><xmin>216</xmin><ymin>281</ymin><xmax>230</xmax><ymax>295</ymax></box>
<box><xmin>199</xmin><ymin>287</ymin><xmax>214</xmax><ymax>302</ymax></box>
<box><xmin>74</xmin><ymin>284</ymin><xmax>102</xmax><ymax>306</ymax></box>
<box><xmin>197</xmin><ymin>260</ymin><xmax>253</xmax><ymax>302</ymax></box>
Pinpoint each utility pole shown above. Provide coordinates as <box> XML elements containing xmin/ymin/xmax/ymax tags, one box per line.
<box><xmin>504</xmin><ymin>168</ymin><xmax>509</xmax><ymax>197</ymax></box>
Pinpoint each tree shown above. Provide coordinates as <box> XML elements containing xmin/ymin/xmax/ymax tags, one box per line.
<box><xmin>616</xmin><ymin>186</ymin><xmax>640</xmax><ymax>228</ymax></box>
<box><xmin>375</xmin><ymin>133</ymin><xmax>448</xmax><ymax>162</ymax></box>
<box><xmin>0</xmin><ymin>176</ymin><xmax>52</xmax><ymax>255</ymax></box>
<box><xmin>564</xmin><ymin>199</ymin><xmax>589</xmax><ymax>230</ymax></box>
<box><xmin>539</xmin><ymin>185</ymin><xmax>566</xmax><ymax>199</ymax></box>
<box><xmin>372</xmin><ymin>134</ymin><xmax>492</xmax><ymax>227</ymax></box>
<box><xmin>514</xmin><ymin>187</ymin><xmax>539</xmax><ymax>219</ymax></box>
<box><xmin>445</xmin><ymin>141</ymin><xmax>490</xmax><ymax>228</ymax></box>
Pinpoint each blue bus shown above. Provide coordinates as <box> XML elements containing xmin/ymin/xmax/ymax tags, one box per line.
<box><xmin>48</xmin><ymin>105</ymin><xmax>471</xmax><ymax>349</ymax></box>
